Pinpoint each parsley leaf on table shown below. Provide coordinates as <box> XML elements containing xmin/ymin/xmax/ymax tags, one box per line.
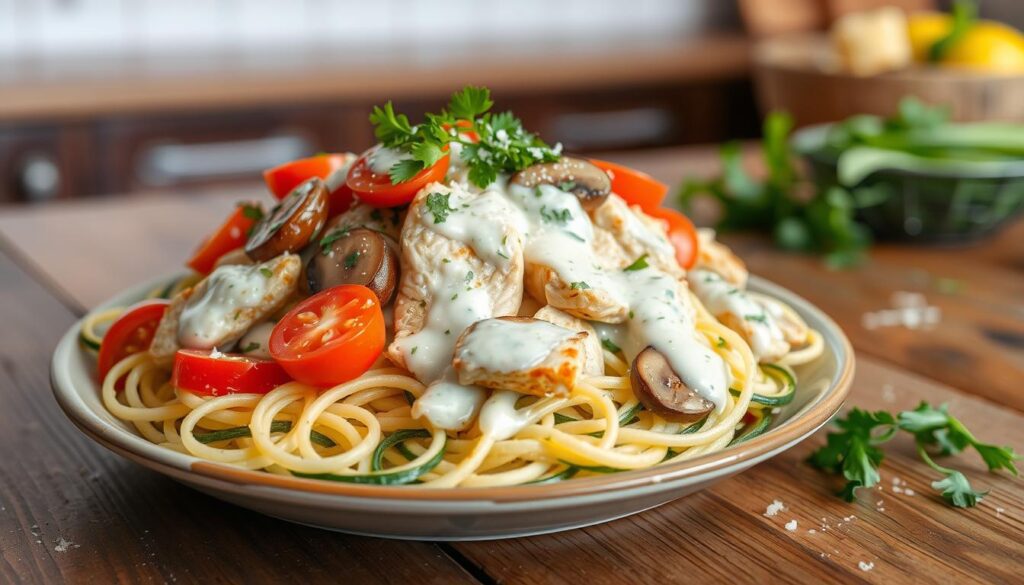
<box><xmin>809</xmin><ymin>401</ymin><xmax>1019</xmax><ymax>508</ymax></box>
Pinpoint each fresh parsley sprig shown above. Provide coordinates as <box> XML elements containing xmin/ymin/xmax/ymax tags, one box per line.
<box><xmin>809</xmin><ymin>402</ymin><xmax>1019</xmax><ymax>507</ymax></box>
<box><xmin>369</xmin><ymin>86</ymin><xmax>560</xmax><ymax>188</ymax></box>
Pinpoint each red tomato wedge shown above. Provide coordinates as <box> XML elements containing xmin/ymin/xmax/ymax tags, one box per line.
<box><xmin>186</xmin><ymin>204</ymin><xmax>260</xmax><ymax>275</ymax></box>
<box><xmin>269</xmin><ymin>285</ymin><xmax>385</xmax><ymax>387</ymax></box>
<box><xmin>97</xmin><ymin>300</ymin><xmax>170</xmax><ymax>386</ymax></box>
<box><xmin>171</xmin><ymin>350</ymin><xmax>292</xmax><ymax>396</ymax></box>
<box><xmin>646</xmin><ymin>207</ymin><xmax>699</xmax><ymax>269</ymax></box>
<box><xmin>263</xmin><ymin>153</ymin><xmax>357</xmax><ymax>217</ymax></box>
<box><xmin>590</xmin><ymin>159</ymin><xmax>668</xmax><ymax>212</ymax></box>
<box><xmin>346</xmin><ymin>146</ymin><xmax>450</xmax><ymax>208</ymax></box>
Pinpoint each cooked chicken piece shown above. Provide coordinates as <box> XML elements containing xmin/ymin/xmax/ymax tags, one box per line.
<box><xmin>759</xmin><ymin>295</ymin><xmax>810</xmax><ymax>347</ymax></box>
<box><xmin>452</xmin><ymin>317</ymin><xmax>587</xmax><ymax>398</ymax></box>
<box><xmin>695</xmin><ymin>228</ymin><xmax>747</xmax><ymax>288</ymax></box>
<box><xmin>590</xmin><ymin>194</ymin><xmax>683</xmax><ymax>278</ymax></box>
<box><xmin>388</xmin><ymin>182</ymin><xmax>525</xmax><ymax>380</ymax></box>
<box><xmin>524</xmin><ymin>261</ymin><xmax>629</xmax><ymax>324</ymax></box>
<box><xmin>688</xmin><ymin>268</ymin><xmax>789</xmax><ymax>362</ymax></box>
<box><xmin>534</xmin><ymin>306</ymin><xmax>603</xmax><ymax>376</ymax></box>
<box><xmin>150</xmin><ymin>254</ymin><xmax>301</xmax><ymax>360</ymax></box>
<box><xmin>320</xmin><ymin>202</ymin><xmax>404</xmax><ymax>242</ymax></box>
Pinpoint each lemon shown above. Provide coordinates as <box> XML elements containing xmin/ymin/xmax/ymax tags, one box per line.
<box><xmin>908</xmin><ymin>12</ymin><xmax>952</xmax><ymax>62</ymax></box>
<box><xmin>907</xmin><ymin>12</ymin><xmax>1024</xmax><ymax>73</ymax></box>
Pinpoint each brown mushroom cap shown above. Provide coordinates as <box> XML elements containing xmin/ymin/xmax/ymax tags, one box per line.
<box><xmin>510</xmin><ymin>157</ymin><xmax>611</xmax><ymax>211</ymax></box>
<box><xmin>630</xmin><ymin>346</ymin><xmax>714</xmax><ymax>423</ymax></box>
<box><xmin>245</xmin><ymin>178</ymin><xmax>328</xmax><ymax>262</ymax></box>
<box><xmin>306</xmin><ymin>227</ymin><xmax>399</xmax><ymax>305</ymax></box>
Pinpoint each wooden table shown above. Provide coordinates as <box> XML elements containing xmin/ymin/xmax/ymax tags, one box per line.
<box><xmin>0</xmin><ymin>145</ymin><xmax>1021</xmax><ymax>584</ymax></box>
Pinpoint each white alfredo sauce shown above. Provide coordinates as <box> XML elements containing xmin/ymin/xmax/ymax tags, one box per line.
<box><xmin>425</xmin><ymin>186</ymin><xmax>528</xmax><ymax>266</ymax></box>
<box><xmin>456</xmin><ymin>318</ymin><xmax>573</xmax><ymax>373</ymax></box>
<box><xmin>178</xmin><ymin>263</ymin><xmax>274</xmax><ymax>349</ymax></box>
<box><xmin>478</xmin><ymin>391</ymin><xmax>533</xmax><ymax>441</ymax></box>
<box><xmin>688</xmin><ymin>268</ymin><xmax>784</xmax><ymax>360</ymax></box>
<box><xmin>411</xmin><ymin>369</ymin><xmax>487</xmax><ymax>431</ymax></box>
<box><xmin>368</xmin><ymin>146</ymin><xmax>412</xmax><ymax>175</ymax></box>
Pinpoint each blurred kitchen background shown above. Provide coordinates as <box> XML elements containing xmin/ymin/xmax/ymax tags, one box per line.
<box><xmin>0</xmin><ymin>0</ymin><xmax>1021</xmax><ymax>204</ymax></box>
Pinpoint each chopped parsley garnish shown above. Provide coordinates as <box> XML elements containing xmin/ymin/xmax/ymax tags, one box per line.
<box><xmin>259</xmin><ymin>268</ymin><xmax>273</xmax><ymax>278</ymax></box>
<box><xmin>442</xmin><ymin>258</ymin><xmax>451</xmax><ymax>263</ymax></box>
<box><xmin>570</xmin><ymin>281</ymin><xmax>591</xmax><ymax>290</ymax></box>
<box><xmin>369</xmin><ymin>86</ymin><xmax>560</xmax><ymax>187</ymax></box>
<box><xmin>445</xmin><ymin>329</ymin><xmax>451</xmax><ymax>335</ymax></box>
<box><xmin>559</xmin><ymin>180</ymin><xmax>577</xmax><ymax>192</ymax></box>
<box><xmin>540</xmin><ymin>206</ymin><xmax>571</xmax><ymax>225</ymax></box>
<box><xmin>809</xmin><ymin>402</ymin><xmax>1019</xmax><ymax>507</ymax></box>
<box><xmin>601</xmin><ymin>339</ymin><xmax>621</xmax><ymax>354</ymax></box>
<box><xmin>344</xmin><ymin>251</ymin><xmax>360</xmax><ymax>269</ymax></box>
<box><xmin>744</xmin><ymin>313</ymin><xmax>768</xmax><ymax>323</ymax></box>
<box><xmin>425</xmin><ymin>192</ymin><xmax>455</xmax><ymax>224</ymax></box>
<box><xmin>411</xmin><ymin>346</ymin><xmax>418</xmax><ymax>355</ymax></box>
<box><xmin>564</xmin><ymin>231</ymin><xmax>585</xmax><ymax>242</ymax></box>
<box><xmin>623</xmin><ymin>254</ymin><xmax>650</xmax><ymax>272</ymax></box>
<box><xmin>496</xmin><ymin>250</ymin><xmax>510</xmax><ymax>260</ymax></box>
<box><xmin>369</xmin><ymin>209</ymin><xmax>383</xmax><ymax>222</ymax></box>
<box><xmin>319</xmin><ymin>226</ymin><xmax>351</xmax><ymax>254</ymax></box>
<box><xmin>716</xmin><ymin>336</ymin><xmax>726</xmax><ymax>347</ymax></box>
<box><xmin>465</xmin><ymin>270</ymin><xmax>474</xmax><ymax>284</ymax></box>
<box><xmin>628</xmin><ymin>310</ymin><xmax>635</xmax><ymax>319</ymax></box>
<box><xmin>451</xmin><ymin>293</ymin><xmax>459</xmax><ymax>301</ymax></box>
<box><xmin>242</xmin><ymin>342</ymin><xmax>260</xmax><ymax>352</ymax></box>
<box><xmin>238</xmin><ymin>202</ymin><xmax>264</xmax><ymax>221</ymax></box>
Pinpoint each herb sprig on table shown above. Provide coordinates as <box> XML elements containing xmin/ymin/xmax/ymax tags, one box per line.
<box><xmin>679</xmin><ymin>112</ymin><xmax>870</xmax><ymax>268</ymax></box>
<box><xmin>809</xmin><ymin>402</ymin><xmax>1019</xmax><ymax>507</ymax></box>
<box><xmin>369</xmin><ymin>86</ymin><xmax>561</xmax><ymax>188</ymax></box>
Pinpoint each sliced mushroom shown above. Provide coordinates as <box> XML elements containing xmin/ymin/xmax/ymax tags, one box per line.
<box><xmin>246</xmin><ymin>177</ymin><xmax>328</xmax><ymax>261</ymax></box>
<box><xmin>510</xmin><ymin>157</ymin><xmax>611</xmax><ymax>211</ymax></box>
<box><xmin>307</xmin><ymin>227</ymin><xmax>399</xmax><ymax>305</ymax></box>
<box><xmin>630</xmin><ymin>346</ymin><xmax>714</xmax><ymax>423</ymax></box>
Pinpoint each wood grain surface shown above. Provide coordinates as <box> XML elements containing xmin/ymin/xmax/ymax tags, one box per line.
<box><xmin>0</xmin><ymin>144</ymin><xmax>1021</xmax><ymax>584</ymax></box>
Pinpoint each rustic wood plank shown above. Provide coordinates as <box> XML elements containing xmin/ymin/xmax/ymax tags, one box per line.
<box><xmin>0</xmin><ymin>248</ymin><xmax>478</xmax><ymax>585</ymax></box>
<box><xmin>449</xmin><ymin>355</ymin><xmax>1024</xmax><ymax>585</ymax></box>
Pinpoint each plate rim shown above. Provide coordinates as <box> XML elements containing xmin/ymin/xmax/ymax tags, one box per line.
<box><xmin>51</xmin><ymin>272</ymin><xmax>854</xmax><ymax>504</ymax></box>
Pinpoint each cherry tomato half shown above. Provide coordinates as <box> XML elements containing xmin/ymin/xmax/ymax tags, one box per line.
<box><xmin>97</xmin><ymin>300</ymin><xmax>170</xmax><ymax>386</ymax></box>
<box><xmin>186</xmin><ymin>204</ymin><xmax>260</xmax><ymax>275</ymax></box>
<box><xmin>263</xmin><ymin>153</ymin><xmax>357</xmax><ymax>218</ymax></box>
<box><xmin>346</xmin><ymin>146</ymin><xmax>450</xmax><ymax>208</ymax></box>
<box><xmin>171</xmin><ymin>349</ymin><xmax>292</xmax><ymax>396</ymax></box>
<box><xmin>590</xmin><ymin>159</ymin><xmax>668</xmax><ymax>212</ymax></box>
<box><xmin>646</xmin><ymin>207</ymin><xmax>699</xmax><ymax>270</ymax></box>
<box><xmin>269</xmin><ymin>285</ymin><xmax>385</xmax><ymax>387</ymax></box>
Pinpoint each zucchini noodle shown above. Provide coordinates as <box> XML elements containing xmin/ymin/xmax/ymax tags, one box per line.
<box><xmin>92</xmin><ymin>288</ymin><xmax>821</xmax><ymax>488</ymax></box>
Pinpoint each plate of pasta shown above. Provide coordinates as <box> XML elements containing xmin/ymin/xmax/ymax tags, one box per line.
<box><xmin>51</xmin><ymin>87</ymin><xmax>853</xmax><ymax>540</ymax></box>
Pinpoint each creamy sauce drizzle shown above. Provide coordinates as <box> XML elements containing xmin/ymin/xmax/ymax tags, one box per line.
<box><xmin>688</xmin><ymin>268</ymin><xmax>784</xmax><ymax>360</ymax></box>
<box><xmin>368</xmin><ymin>146</ymin><xmax>412</xmax><ymax>175</ymax></box>
<box><xmin>457</xmin><ymin>318</ymin><xmax>573</xmax><ymax>373</ymax></box>
<box><xmin>178</xmin><ymin>263</ymin><xmax>274</xmax><ymax>349</ymax></box>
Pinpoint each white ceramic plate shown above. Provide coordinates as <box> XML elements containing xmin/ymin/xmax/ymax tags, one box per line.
<box><xmin>51</xmin><ymin>274</ymin><xmax>853</xmax><ymax>541</ymax></box>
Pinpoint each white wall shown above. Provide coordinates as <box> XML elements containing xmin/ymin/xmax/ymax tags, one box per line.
<box><xmin>0</xmin><ymin>0</ymin><xmax>740</xmax><ymax>58</ymax></box>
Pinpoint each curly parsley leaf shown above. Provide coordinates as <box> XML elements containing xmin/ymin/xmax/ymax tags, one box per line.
<box><xmin>812</xmin><ymin>401</ymin><xmax>1018</xmax><ymax>508</ymax></box>
<box><xmin>425</xmin><ymin>192</ymin><xmax>455</xmax><ymax>224</ymax></box>
<box><xmin>369</xmin><ymin>85</ymin><xmax>560</xmax><ymax>188</ymax></box>
<box><xmin>601</xmin><ymin>339</ymin><xmax>621</xmax><ymax>354</ymax></box>
<box><xmin>932</xmin><ymin>471</ymin><xmax>986</xmax><ymax>508</ymax></box>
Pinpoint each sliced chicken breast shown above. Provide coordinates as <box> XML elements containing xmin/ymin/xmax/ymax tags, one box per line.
<box><xmin>452</xmin><ymin>317</ymin><xmax>587</xmax><ymax>398</ymax></box>
<box><xmin>150</xmin><ymin>254</ymin><xmax>301</xmax><ymax>359</ymax></box>
<box><xmin>388</xmin><ymin>182</ymin><xmax>526</xmax><ymax>382</ymax></box>
<box><xmin>590</xmin><ymin>194</ymin><xmax>684</xmax><ymax>278</ymax></box>
<box><xmin>533</xmin><ymin>305</ymin><xmax>603</xmax><ymax>376</ymax></box>
<box><xmin>695</xmin><ymin>228</ymin><xmax>748</xmax><ymax>288</ymax></box>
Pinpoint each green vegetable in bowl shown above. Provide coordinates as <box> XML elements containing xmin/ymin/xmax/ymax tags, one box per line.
<box><xmin>679</xmin><ymin>112</ymin><xmax>871</xmax><ymax>268</ymax></box>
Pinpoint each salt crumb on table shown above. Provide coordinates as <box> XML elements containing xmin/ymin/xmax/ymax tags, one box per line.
<box><xmin>764</xmin><ymin>499</ymin><xmax>785</xmax><ymax>517</ymax></box>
